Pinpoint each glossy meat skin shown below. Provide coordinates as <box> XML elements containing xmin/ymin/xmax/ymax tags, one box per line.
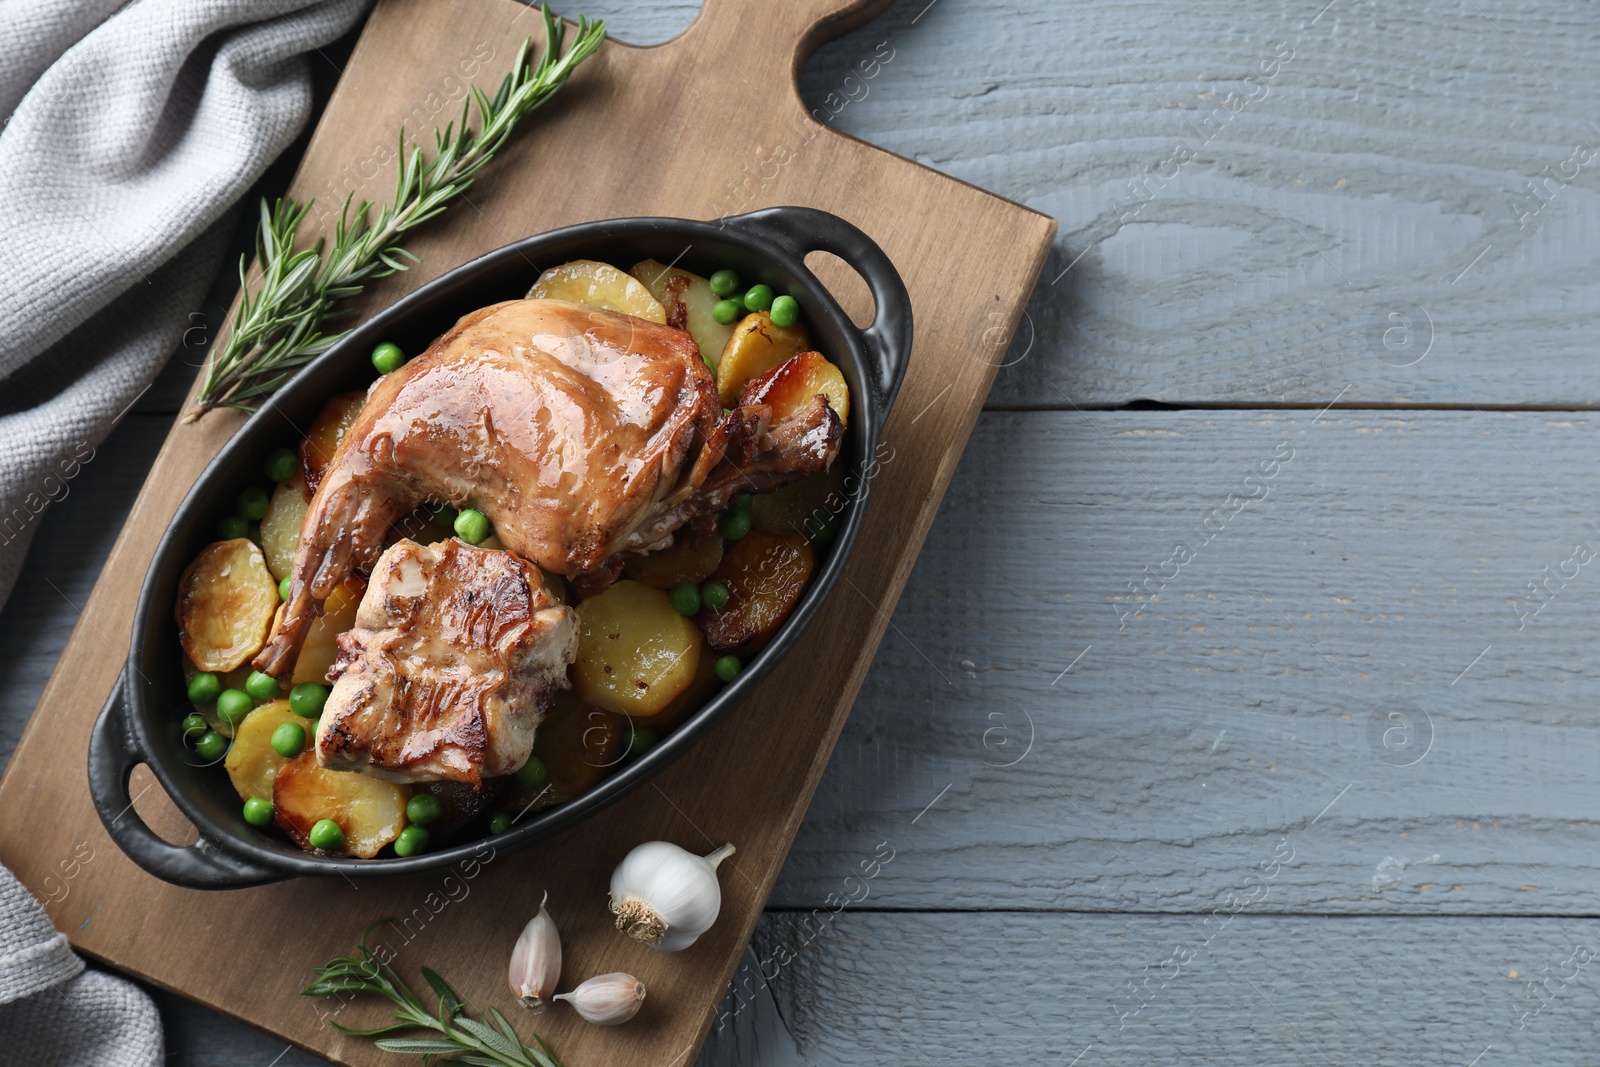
<box><xmin>255</xmin><ymin>297</ymin><xmax>841</xmax><ymax>679</ymax></box>
<box><xmin>317</xmin><ymin>538</ymin><xmax>578</xmax><ymax>784</ymax></box>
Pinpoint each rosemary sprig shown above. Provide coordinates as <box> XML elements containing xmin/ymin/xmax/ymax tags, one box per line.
<box><xmin>188</xmin><ymin>6</ymin><xmax>605</xmax><ymax>421</ymax></box>
<box><xmin>302</xmin><ymin>920</ymin><xmax>563</xmax><ymax>1067</ymax></box>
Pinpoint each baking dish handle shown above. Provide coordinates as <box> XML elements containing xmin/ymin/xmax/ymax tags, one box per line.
<box><xmin>89</xmin><ymin>668</ymin><xmax>284</xmax><ymax>890</ymax></box>
<box><xmin>722</xmin><ymin>206</ymin><xmax>913</xmax><ymax>411</ymax></box>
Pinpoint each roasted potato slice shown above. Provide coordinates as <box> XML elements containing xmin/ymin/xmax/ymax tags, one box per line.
<box><xmin>635</xmin><ymin>637</ymin><xmax>721</xmax><ymax>727</ymax></box>
<box><xmin>741</xmin><ymin>350</ymin><xmax>850</xmax><ymax>428</ymax></box>
<box><xmin>415</xmin><ymin>778</ymin><xmax>508</xmax><ymax>846</ymax></box>
<box><xmin>623</xmin><ymin>533</ymin><xmax>725</xmax><ymax>589</ymax></box>
<box><xmin>290</xmin><ymin>577</ymin><xmax>364</xmax><ymax>685</ymax></box>
<box><xmin>631</xmin><ymin>259</ymin><xmax>735</xmax><ymax>369</ymax></box>
<box><xmin>500</xmin><ymin>691</ymin><xmax>624</xmax><ymax>816</ymax></box>
<box><xmin>176</xmin><ymin>539</ymin><xmax>279</xmax><ymax>673</ymax></box>
<box><xmin>573</xmin><ymin>580</ymin><xmax>702</xmax><ymax>717</ymax></box>
<box><xmin>528</xmin><ymin>260</ymin><xmax>667</xmax><ymax>323</ymax></box>
<box><xmin>224</xmin><ymin>699</ymin><xmax>301</xmax><ymax>803</ymax></box>
<box><xmin>258</xmin><ymin>475</ymin><xmax>310</xmax><ymax>580</ymax></box>
<box><xmin>273</xmin><ymin>751</ymin><xmax>408</xmax><ymax>858</ymax></box>
<box><xmin>300</xmin><ymin>391</ymin><xmax>366</xmax><ymax>495</ymax></box>
<box><xmin>716</xmin><ymin>311</ymin><xmax>812</xmax><ymax>407</ymax></box>
<box><xmin>749</xmin><ymin>466</ymin><xmax>847</xmax><ymax>540</ymax></box>
<box><xmin>697</xmin><ymin>531</ymin><xmax>815</xmax><ymax>653</ymax></box>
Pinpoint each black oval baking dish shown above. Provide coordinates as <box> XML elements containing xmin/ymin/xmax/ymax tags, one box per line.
<box><xmin>87</xmin><ymin>206</ymin><xmax>911</xmax><ymax>889</ymax></box>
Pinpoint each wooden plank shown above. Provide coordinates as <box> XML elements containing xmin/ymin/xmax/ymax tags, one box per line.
<box><xmin>771</xmin><ymin>409</ymin><xmax>1600</xmax><ymax>912</ymax></box>
<box><xmin>149</xmin><ymin>0</ymin><xmax>1600</xmax><ymax>417</ymax></box>
<box><xmin>18</xmin><ymin>411</ymin><xmax>1600</xmax><ymax>1055</ymax></box>
<box><xmin>748</xmin><ymin>911</ymin><xmax>1600</xmax><ymax>1064</ymax></box>
<box><xmin>804</xmin><ymin>0</ymin><xmax>1600</xmax><ymax>407</ymax></box>
<box><xmin>0</xmin><ymin>1</ymin><xmax>1053</xmax><ymax>1065</ymax></box>
<box><xmin>15</xmin><ymin>409</ymin><xmax>1600</xmax><ymax>921</ymax></box>
<box><xmin>131</xmin><ymin>909</ymin><xmax>1600</xmax><ymax>1064</ymax></box>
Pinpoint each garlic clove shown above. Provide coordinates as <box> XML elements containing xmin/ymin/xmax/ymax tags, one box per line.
<box><xmin>508</xmin><ymin>891</ymin><xmax>562</xmax><ymax>1009</ymax></box>
<box><xmin>608</xmin><ymin>841</ymin><xmax>736</xmax><ymax>953</ymax></box>
<box><xmin>553</xmin><ymin>972</ymin><xmax>646</xmax><ymax>1026</ymax></box>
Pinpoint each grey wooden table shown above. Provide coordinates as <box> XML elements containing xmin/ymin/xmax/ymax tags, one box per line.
<box><xmin>7</xmin><ymin>0</ymin><xmax>1600</xmax><ymax>1062</ymax></box>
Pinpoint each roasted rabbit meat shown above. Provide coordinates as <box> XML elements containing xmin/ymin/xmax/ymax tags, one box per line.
<box><xmin>255</xmin><ymin>297</ymin><xmax>840</xmax><ymax>680</ymax></box>
<box><xmin>316</xmin><ymin>538</ymin><xmax>579</xmax><ymax>785</ymax></box>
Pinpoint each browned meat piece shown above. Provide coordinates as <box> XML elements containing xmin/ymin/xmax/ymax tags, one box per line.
<box><xmin>618</xmin><ymin>392</ymin><xmax>843</xmax><ymax>557</ymax></box>
<box><xmin>254</xmin><ymin>298</ymin><xmax>839</xmax><ymax>679</ymax></box>
<box><xmin>316</xmin><ymin>538</ymin><xmax>577</xmax><ymax>785</ymax></box>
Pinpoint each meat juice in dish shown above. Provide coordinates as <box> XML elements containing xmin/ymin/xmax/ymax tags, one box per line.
<box><xmin>174</xmin><ymin>259</ymin><xmax>851</xmax><ymax>859</ymax></box>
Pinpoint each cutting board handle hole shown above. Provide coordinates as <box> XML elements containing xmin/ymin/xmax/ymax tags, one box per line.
<box><xmin>128</xmin><ymin>763</ymin><xmax>200</xmax><ymax>848</ymax></box>
<box><xmin>804</xmin><ymin>250</ymin><xmax>876</xmax><ymax>330</ymax></box>
<box><xmin>555</xmin><ymin>2</ymin><xmax>700</xmax><ymax>47</ymax></box>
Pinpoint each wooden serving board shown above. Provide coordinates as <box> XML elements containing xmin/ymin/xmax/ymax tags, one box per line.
<box><xmin>0</xmin><ymin>1</ymin><xmax>1052</xmax><ymax>1062</ymax></box>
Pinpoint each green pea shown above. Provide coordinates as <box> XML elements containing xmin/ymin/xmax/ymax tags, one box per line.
<box><xmin>278</xmin><ymin>575</ymin><xmax>292</xmax><ymax>601</ymax></box>
<box><xmin>308</xmin><ymin>819</ymin><xmax>344</xmax><ymax>851</ymax></box>
<box><xmin>393</xmin><ymin>825</ymin><xmax>430</xmax><ymax>857</ymax></box>
<box><xmin>709</xmin><ymin>269</ymin><xmax>741</xmax><ymax>297</ymax></box>
<box><xmin>669</xmin><ymin>582</ymin><xmax>702</xmax><ymax>616</ymax></box>
<box><xmin>454</xmin><ymin>507</ymin><xmax>491</xmax><ymax>545</ymax></box>
<box><xmin>181</xmin><ymin>713</ymin><xmax>208</xmax><ymax>738</ymax></box>
<box><xmin>805</xmin><ymin>506</ymin><xmax>838</xmax><ymax>544</ymax></box>
<box><xmin>743</xmin><ymin>284</ymin><xmax>774</xmax><ymax>313</ymax></box>
<box><xmin>237</xmin><ymin>485</ymin><xmax>270</xmax><ymax>521</ymax></box>
<box><xmin>194</xmin><ymin>730</ymin><xmax>229</xmax><ymax>761</ymax></box>
<box><xmin>264</xmin><ymin>448</ymin><xmax>298</xmax><ymax>484</ymax></box>
<box><xmin>270</xmin><ymin>722</ymin><xmax>306</xmax><ymax>758</ymax></box>
<box><xmin>187</xmin><ymin>672</ymin><xmax>221</xmax><ymax>704</ymax></box>
<box><xmin>430</xmin><ymin>503</ymin><xmax>458</xmax><ymax>528</ymax></box>
<box><xmin>712</xmin><ymin>299</ymin><xmax>742</xmax><ymax>326</ymax></box>
<box><xmin>406</xmin><ymin>793</ymin><xmax>443</xmax><ymax>826</ymax></box>
<box><xmin>701</xmin><ymin>580</ymin><xmax>730</xmax><ymax>611</ymax></box>
<box><xmin>215</xmin><ymin>688</ymin><xmax>253</xmax><ymax>726</ymax></box>
<box><xmin>489</xmin><ymin>812</ymin><xmax>512</xmax><ymax>835</ymax></box>
<box><xmin>242</xmin><ymin>797</ymin><xmax>274</xmax><ymax>827</ymax></box>
<box><xmin>628</xmin><ymin>726</ymin><xmax>659</xmax><ymax>756</ymax></box>
<box><xmin>217</xmin><ymin>515</ymin><xmax>248</xmax><ymax>540</ymax></box>
<box><xmin>732</xmin><ymin>493</ymin><xmax>753</xmax><ymax>512</ymax></box>
<box><xmin>290</xmin><ymin>682</ymin><xmax>328</xmax><ymax>718</ymax></box>
<box><xmin>719</xmin><ymin>507</ymin><xmax>752</xmax><ymax>541</ymax></box>
<box><xmin>371</xmin><ymin>342</ymin><xmax>406</xmax><ymax>375</ymax></box>
<box><xmin>245</xmin><ymin>670</ymin><xmax>281</xmax><ymax>701</ymax></box>
<box><xmin>769</xmin><ymin>294</ymin><xmax>799</xmax><ymax>328</ymax></box>
<box><xmin>715</xmin><ymin>654</ymin><xmax>742</xmax><ymax>683</ymax></box>
<box><xmin>515</xmin><ymin>756</ymin><xmax>548</xmax><ymax>790</ymax></box>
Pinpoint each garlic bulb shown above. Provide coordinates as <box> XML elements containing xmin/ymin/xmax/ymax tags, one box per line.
<box><xmin>553</xmin><ymin>972</ymin><xmax>646</xmax><ymax>1026</ymax></box>
<box><xmin>608</xmin><ymin>840</ymin><xmax>736</xmax><ymax>952</ymax></box>
<box><xmin>508</xmin><ymin>891</ymin><xmax>562</xmax><ymax>1009</ymax></box>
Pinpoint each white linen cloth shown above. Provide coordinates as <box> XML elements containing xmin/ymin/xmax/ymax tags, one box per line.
<box><xmin>0</xmin><ymin>0</ymin><xmax>368</xmax><ymax>605</ymax></box>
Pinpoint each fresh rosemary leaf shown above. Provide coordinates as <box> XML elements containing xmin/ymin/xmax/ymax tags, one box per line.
<box><xmin>455</xmin><ymin>1015</ymin><xmax>525</xmax><ymax>1059</ymax></box>
<box><xmin>189</xmin><ymin>6</ymin><xmax>605</xmax><ymax>420</ymax></box>
<box><xmin>325</xmin><ymin>1020</ymin><xmax>415</xmax><ymax>1038</ymax></box>
<box><xmin>373</xmin><ymin>1037</ymin><xmax>467</xmax><ymax>1054</ymax></box>
<box><xmin>421</xmin><ymin>965</ymin><xmax>464</xmax><ymax>1019</ymax></box>
<box><xmin>486</xmin><ymin>1005</ymin><xmax>521</xmax><ymax>1045</ymax></box>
